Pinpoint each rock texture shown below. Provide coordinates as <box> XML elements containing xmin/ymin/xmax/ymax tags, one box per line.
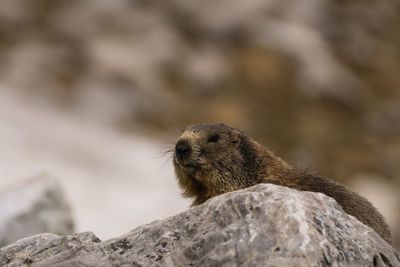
<box><xmin>0</xmin><ymin>175</ymin><xmax>74</xmax><ymax>247</ymax></box>
<box><xmin>0</xmin><ymin>184</ymin><xmax>398</xmax><ymax>267</ymax></box>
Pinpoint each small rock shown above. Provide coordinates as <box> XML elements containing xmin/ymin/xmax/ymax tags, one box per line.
<box><xmin>0</xmin><ymin>174</ymin><xmax>74</xmax><ymax>247</ymax></box>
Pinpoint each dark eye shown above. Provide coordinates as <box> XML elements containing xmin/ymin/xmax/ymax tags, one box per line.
<box><xmin>208</xmin><ymin>134</ymin><xmax>220</xmax><ymax>143</ymax></box>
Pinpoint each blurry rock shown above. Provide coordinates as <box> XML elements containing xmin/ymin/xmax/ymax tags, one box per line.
<box><xmin>0</xmin><ymin>174</ymin><xmax>74</xmax><ymax>247</ymax></box>
<box><xmin>366</xmin><ymin>98</ymin><xmax>400</xmax><ymax>137</ymax></box>
<box><xmin>0</xmin><ymin>184</ymin><xmax>398</xmax><ymax>266</ymax></box>
<box><xmin>0</xmin><ymin>0</ymin><xmax>398</xmax><ymax>126</ymax></box>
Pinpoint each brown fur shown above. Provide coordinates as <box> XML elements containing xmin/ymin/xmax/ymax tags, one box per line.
<box><xmin>173</xmin><ymin>123</ymin><xmax>393</xmax><ymax>244</ymax></box>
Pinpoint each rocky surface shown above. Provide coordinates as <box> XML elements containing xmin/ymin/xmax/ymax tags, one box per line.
<box><xmin>0</xmin><ymin>175</ymin><xmax>74</xmax><ymax>247</ymax></box>
<box><xmin>0</xmin><ymin>184</ymin><xmax>398</xmax><ymax>267</ymax></box>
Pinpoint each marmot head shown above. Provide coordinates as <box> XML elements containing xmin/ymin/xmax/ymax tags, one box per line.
<box><xmin>173</xmin><ymin>123</ymin><xmax>268</xmax><ymax>205</ymax></box>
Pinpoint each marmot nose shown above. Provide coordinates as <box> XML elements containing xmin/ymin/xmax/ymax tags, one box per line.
<box><xmin>175</xmin><ymin>139</ymin><xmax>192</xmax><ymax>162</ymax></box>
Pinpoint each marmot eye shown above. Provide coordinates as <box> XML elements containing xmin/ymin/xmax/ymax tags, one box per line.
<box><xmin>208</xmin><ymin>134</ymin><xmax>220</xmax><ymax>143</ymax></box>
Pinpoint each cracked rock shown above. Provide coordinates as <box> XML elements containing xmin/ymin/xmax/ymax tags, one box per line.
<box><xmin>0</xmin><ymin>183</ymin><xmax>398</xmax><ymax>266</ymax></box>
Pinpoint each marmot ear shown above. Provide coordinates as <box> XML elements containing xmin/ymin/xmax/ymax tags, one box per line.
<box><xmin>230</xmin><ymin>129</ymin><xmax>241</xmax><ymax>147</ymax></box>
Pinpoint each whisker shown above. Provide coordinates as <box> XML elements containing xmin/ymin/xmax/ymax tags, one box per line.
<box><xmin>153</xmin><ymin>144</ymin><xmax>175</xmax><ymax>159</ymax></box>
<box><xmin>160</xmin><ymin>156</ymin><xmax>173</xmax><ymax>169</ymax></box>
<box><xmin>155</xmin><ymin>143</ymin><xmax>176</xmax><ymax>169</ymax></box>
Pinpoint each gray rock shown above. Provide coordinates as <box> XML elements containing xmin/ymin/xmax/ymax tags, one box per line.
<box><xmin>0</xmin><ymin>175</ymin><xmax>74</xmax><ymax>247</ymax></box>
<box><xmin>0</xmin><ymin>184</ymin><xmax>398</xmax><ymax>266</ymax></box>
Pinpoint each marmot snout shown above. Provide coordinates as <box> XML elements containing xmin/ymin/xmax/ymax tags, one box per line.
<box><xmin>173</xmin><ymin>123</ymin><xmax>393</xmax><ymax>244</ymax></box>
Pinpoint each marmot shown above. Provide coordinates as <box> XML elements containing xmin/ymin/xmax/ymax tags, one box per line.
<box><xmin>173</xmin><ymin>123</ymin><xmax>393</xmax><ymax>244</ymax></box>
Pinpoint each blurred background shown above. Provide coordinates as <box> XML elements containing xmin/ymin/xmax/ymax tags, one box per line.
<box><xmin>0</xmin><ymin>0</ymin><xmax>399</xmax><ymax>248</ymax></box>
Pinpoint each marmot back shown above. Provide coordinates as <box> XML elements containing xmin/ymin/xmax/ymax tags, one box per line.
<box><xmin>173</xmin><ymin>123</ymin><xmax>393</xmax><ymax>244</ymax></box>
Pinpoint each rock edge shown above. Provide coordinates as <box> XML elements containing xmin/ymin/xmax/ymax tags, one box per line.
<box><xmin>1</xmin><ymin>184</ymin><xmax>399</xmax><ymax>266</ymax></box>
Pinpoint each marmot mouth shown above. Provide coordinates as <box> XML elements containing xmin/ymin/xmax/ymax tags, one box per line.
<box><xmin>173</xmin><ymin>154</ymin><xmax>201</xmax><ymax>170</ymax></box>
<box><xmin>179</xmin><ymin>163</ymin><xmax>200</xmax><ymax>173</ymax></box>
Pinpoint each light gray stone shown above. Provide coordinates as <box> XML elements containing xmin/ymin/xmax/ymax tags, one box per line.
<box><xmin>0</xmin><ymin>184</ymin><xmax>398</xmax><ymax>266</ymax></box>
<box><xmin>0</xmin><ymin>175</ymin><xmax>74</xmax><ymax>247</ymax></box>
